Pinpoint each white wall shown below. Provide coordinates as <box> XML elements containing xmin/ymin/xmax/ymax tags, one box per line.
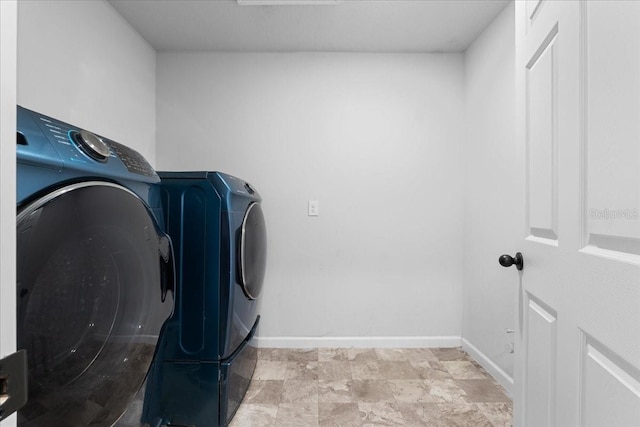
<box><xmin>17</xmin><ymin>0</ymin><xmax>156</xmax><ymax>164</ymax></box>
<box><xmin>0</xmin><ymin>1</ymin><xmax>18</xmax><ymax>425</ymax></box>
<box><xmin>462</xmin><ymin>2</ymin><xmax>518</xmax><ymax>393</ymax></box>
<box><xmin>157</xmin><ymin>52</ymin><xmax>465</xmax><ymax>347</ymax></box>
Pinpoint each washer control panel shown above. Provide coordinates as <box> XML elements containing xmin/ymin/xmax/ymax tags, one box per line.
<box><xmin>17</xmin><ymin>106</ymin><xmax>157</xmax><ymax>179</ymax></box>
<box><xmin>108</xmin><ymin>139</ymin><xmax>157</xmax><ymax>177</ymax></box>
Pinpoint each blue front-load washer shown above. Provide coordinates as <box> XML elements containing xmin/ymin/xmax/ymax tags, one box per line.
<box><xmin>16</xmin><ymin>106</ymin><xmax>175</xmax><ymax>427</ymax></box>
<box><xmin>143</xmin><ymin>172</ymin><xmax>267</xmax><ymax>427</ymax></box>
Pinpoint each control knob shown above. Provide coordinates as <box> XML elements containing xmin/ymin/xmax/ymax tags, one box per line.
<box><xmin>73</xmin><ymin>129</ymin><xmax>110</xmax><ymax>161</ymax></box>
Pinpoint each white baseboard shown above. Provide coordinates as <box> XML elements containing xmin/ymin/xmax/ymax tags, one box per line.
<box><xmin>255</xmin><ymin>335</ymin><xmax>462</xmax><ymax>349</ymax></box>
<box><xmin>461</xmin><ymin>338</ymin><xmax>514</xmax><ymax>398</ymax></box>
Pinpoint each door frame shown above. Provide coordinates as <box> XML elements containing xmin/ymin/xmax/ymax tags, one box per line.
<box><xmin>0</xmin><ymin>1</ymin><xmax>18</xmax><ymax>426</ymax></box>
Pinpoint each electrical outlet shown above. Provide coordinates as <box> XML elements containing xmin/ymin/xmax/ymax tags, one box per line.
<box><xmin>308</xmin><ymin>200</ymin><xmax>319</xmax><ymax>216</ymax></box>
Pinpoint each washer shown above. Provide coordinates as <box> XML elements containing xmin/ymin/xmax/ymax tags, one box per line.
<box><xmin>143</xmin><ymin>172</ymin><xmax>267</xmax><ymax>427</ymax></box>
<box><xmin>16</xmin><ymin>106</ymin><xmax>175</xmax><ymax>427</ymax></box>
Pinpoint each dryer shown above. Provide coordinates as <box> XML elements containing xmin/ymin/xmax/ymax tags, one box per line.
<box><xmin>16</xmin><ymin>106</ymin><xmax>175</xmax><ymax>427</ymax></box>
<box><xmin>143</xmin><ymin>171</ymin><xmax>267</xmax><ymax>427</ymax></box>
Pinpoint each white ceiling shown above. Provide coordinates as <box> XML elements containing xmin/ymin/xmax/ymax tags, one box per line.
<box><xmin>108</xmin><ymin>0</ymin><xmax>510</xmax><ymax>53</ymax></box>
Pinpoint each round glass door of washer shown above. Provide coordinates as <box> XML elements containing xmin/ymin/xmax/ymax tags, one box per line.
<box><xmin>16</xmin><ymin>182</ymin><xmax>174</xmax><ymax>427</ymax></box>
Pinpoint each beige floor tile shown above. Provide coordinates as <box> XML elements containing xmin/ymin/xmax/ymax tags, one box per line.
<box><xmin>253</xmin><ymin>360</ymin><xmax>288</xmax><ymax>380</ymax></box>
<box><xmin>318</xmin><ymin>380</ymin><xmax>353</xmax><ymax>403</ymax></box>
<box><xmin>441</xmin><ymin>361</ymin><xmax>490</xmax><ymax>379</ymax></box>
<box><xmin>281</xmin><ymin>379</ymin><xmax>319</xmax><ymax>404</ymax></box>
<box><xmin>436</xmin><ymin>403</ymin><xmax>493</xmax><ymax>427</ymax></box>
<box><xmin>319</xmin><ymin>348</ymin><xmax>349</xmax><ymax>362</ymax></box>
<box><xmin>404</xmin><ymin>348</ymin><xmax>440</xmax><ymax>363</ymax></box>
<box><xmin>258</xmin><ymin>348</ymin><xmax>295</xmax><ymax>361</ymax></box>
<box><xmin>318</xmin><ymin>379</ymin><xmax>396</xmax><ymax>403</ymax></box>
<box><xmin>244</xmin><ymin>380</ymin><xmax>284</xmax><ymax>405</ymax></box>
<box><xmin>347</xmin><ymin>348</ymin><xmax>379</xmax><ymax>363</ymax></box>
<box><xmin>379</xmin><ymin>360</ymin><xmax>422</xmax><ymax>380</ymax></box>
<box><xmin>412</xmin><ymin>361</ymin><xmax>452</xmax><ymax>381</ymax></box>
<box><xmin>319</xmin><ymin>402</ymin><xmax>361</xmax><ymax>427</ymax></box>
<box><xmin>383</xmin><ymin>402</ymin><xmax>456</xmax><ymax>426</ymax></box>
<box><xmin>285</xmin><ymin>361</ymin><xmax>319</xmax><ymax>380</ymax></box>
<box><xmin>429</xmin><ymin>360</ymin><xmax>454</xmax><ymax>373</ymax></box>
<box><xmin>431</xmin><ymin>348</ymin><xmax>470</xmax><ymax>362</ymax></box>
<box><xmin>375</xmin><ymin>348</ymin><xmax>409</xmax><ymax>361</ymax></box>
<box><xmin>359</xmin><ymin>402</ymin><xmax>405</xmax><ymax>425</ymax></box>
<box><xmin>388</xmin><ymin>380</ymin><xmax>434</xmax><ymax>403</ymax></box>
<box><xmin>228</xmin><ymin>403</ymin><xmax>277</xmax><ymax>427</ymax></box>
<box><xmin>411</xmin><ymin>361</ymin><xmax>454</xmax><ymax>381</ymax></box>
<box><xmin>350</xmin><ymin>359</ymin><xmax>386</xmax><ymax>380</ymax></box>
<box><xmin>256</xmin><ymin>348</ymin><xmax>318</xmax><ymax>362</ymax></box>
<box><xmin>275</xmin><ymin>403</ymin><xmax>319</xmax><ymax>426</ymax></box>
<box><xmin>318</xmin><ymin>361</ymin><xmax>352</xmax><ymax>381</ymax></box>
<box><xmin>476</xmin><ymin>402</ymin><xmax>513</xmax><ymax>427</ymax></box>
<box><xmin>393</xmin><ymin>402</ymin><xmax>432</xmax><ymax>426</ymax></box>
<box><xmin>350</xmin><ymin>380</ymin><xmax>396</xmax><ymax>403</ymax></box>
<box><xmin>455</xmin><ymin>379</ymin><xmax>511</xmax><ymax>403</ymax></box>
<box><xmin>427</xmin><ymin>380</ymin><xmax>469</xmax><ymax>404</ymax></box>
<box><xmin>288</xmin><ymin>348</ymin><xmax>319</xmax><ymax>362</ymax></box>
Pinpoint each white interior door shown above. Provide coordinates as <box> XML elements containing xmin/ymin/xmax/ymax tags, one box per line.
<box><xmin>514</xmin><ymin>1</ymin><xmax>640</xmax><ymax>426</ymax></box>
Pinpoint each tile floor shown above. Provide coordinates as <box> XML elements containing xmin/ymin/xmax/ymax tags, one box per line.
<box><xmin>230</xmin><ymin>347</ymin><xmax>512</xmax><ymax>427</ymax></box>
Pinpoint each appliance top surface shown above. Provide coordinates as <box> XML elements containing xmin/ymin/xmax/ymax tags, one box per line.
<box><xmin>17</xmin><ymin>105</ymin><xmax>159</xmax><ymax>184</ymax></box>
<box><xmin>159</xmin><ymin>171</ymin><xmax>262</xmax><ymax>205</ymax></box>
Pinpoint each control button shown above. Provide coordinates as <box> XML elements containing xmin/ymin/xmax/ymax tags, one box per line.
<box><xmin>72</xmin><ymin>130</ymin><xmax>110</xmax><ymax>161</ymax></box>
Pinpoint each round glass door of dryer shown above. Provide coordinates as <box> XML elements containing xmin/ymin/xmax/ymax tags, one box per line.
<box><xmin>16</xmin><ymin>182</ymin><xmax>174</xmax><ymax>427</ymax></box>
<box><xmin>238</xmin><ymin>202</ymin><xmax>267</xmax><ymax>300</ymax></box>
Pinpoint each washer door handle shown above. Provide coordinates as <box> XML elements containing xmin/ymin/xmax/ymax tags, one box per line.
<box><xmin>159</xmin><ymin>234</ymin><xmax>175</xmax><ymax>302</ymax></box>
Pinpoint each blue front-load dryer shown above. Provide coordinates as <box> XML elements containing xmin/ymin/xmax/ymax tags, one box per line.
<box><xmin>16</xmin><ymin>106</ymin><xmax>175</xmax><ymax>427</ymax></box>
<box><xmin>143</xmin><ymin>171</ymin><xmax>267</xmax><ymax>427</ymax></box>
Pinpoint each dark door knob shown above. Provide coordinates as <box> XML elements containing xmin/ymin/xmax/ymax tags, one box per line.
<box><xmin>499</xmin><ymin>252</ymin><xmax>524</xmax><ymax>270</ymax></box>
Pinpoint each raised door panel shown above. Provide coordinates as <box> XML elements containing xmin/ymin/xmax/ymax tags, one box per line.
<box><xmin>523</xmin><ymin>295</ymin><xmax>557</xmax><ymax>427</ymax></box>
<box><xmin>526</xmin><ymin>25</ymin><xmax>559</xmax><ymax>243</ymax></box>
<box><xmin>580</xmin><ymin>335</ymin><xmax>640</xmax><ymax>427</ymax></box>
<box><xmin>583</xmin><ymin>1</ymin><xmax>640</xmax><ymax>261</ymax></box>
